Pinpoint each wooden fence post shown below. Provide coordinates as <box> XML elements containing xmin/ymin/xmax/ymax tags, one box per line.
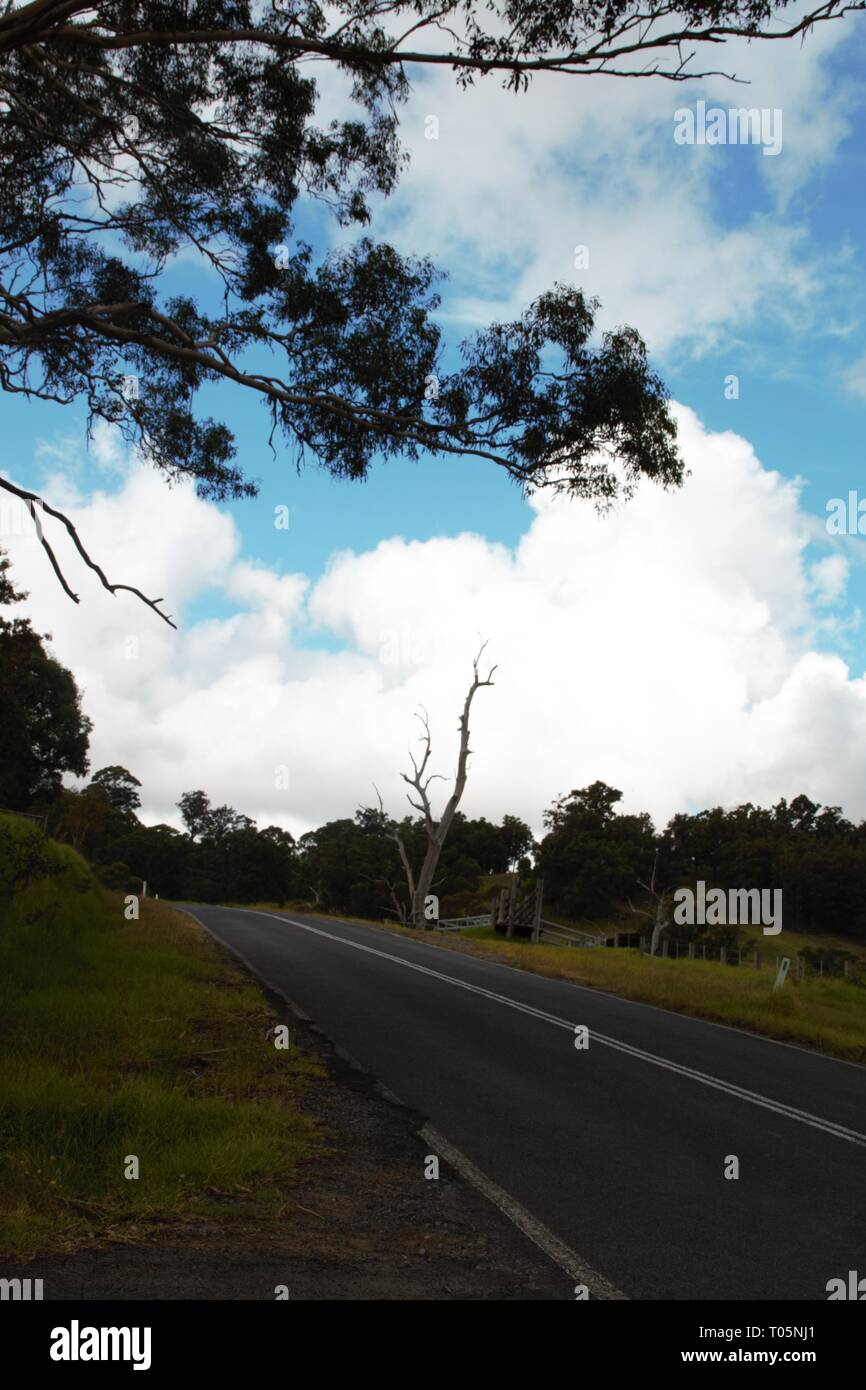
<box><xmin>506</xmin><ymin>877</ymin><xmax>517</xmax><ymax>939</ymax></box>
<box><xmin>532</xmin><ymin>879</ymin><xmax>544</xmax><ymax>944</ymax></box>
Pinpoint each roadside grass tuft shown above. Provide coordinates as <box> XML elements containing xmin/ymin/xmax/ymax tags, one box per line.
<box><xmin>0</xmin><ymin>819</ymin><xmax>322</xmax><ymax>1260</ymax></box>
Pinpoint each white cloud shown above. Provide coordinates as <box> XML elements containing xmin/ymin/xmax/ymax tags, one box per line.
<box><xmin>315</xmin><ymin>10</ymin><xmax>862</xmax><ymax>362</ymax></box>
<box><xmin>841</xmin><ymin>350</ymin><xmax>866</xmax><ymax>401</ymax></box>
<box><xmin>810</xmin><ymin>553</ymin><xmax>849</xmax><ymax>605</ymax></box>
<box><xmin>4</xmin><ymin>404</ymin><xmax>866</xmax><ymax>839</ymax></box>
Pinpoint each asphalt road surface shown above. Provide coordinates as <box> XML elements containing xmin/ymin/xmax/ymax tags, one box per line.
<box><xmin>182</xmin><ymin>905</ymin><xmax>866</xmax><ymax>1301</ymax></box>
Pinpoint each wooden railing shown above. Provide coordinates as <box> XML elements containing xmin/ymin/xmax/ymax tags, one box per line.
<box><xmin>436</xmin><ymin>915</ymin><xmax>492</xmax><ymax>932</ymax></box>
<box><xmin>537</xmin><ymin>919</ymin><xmax>605</xmax><ymax>948</ymax></box>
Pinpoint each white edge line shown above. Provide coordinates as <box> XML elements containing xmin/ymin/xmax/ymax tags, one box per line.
<box><xmin>420</xmin><ymin>1124</ymin><xmax>628</xmax><ymax>1301</ymax></box>
<box><xmin>175</xmin><ymin>904</ymin><xmax>626</xmax><ymax>1300</ymax></box>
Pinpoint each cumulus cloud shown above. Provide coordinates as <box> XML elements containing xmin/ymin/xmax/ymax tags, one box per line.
<box><xmin>309</xmin><ymin>7</ymin><xmax>862</xmax><ymax>369</ymax></box>
<box><xmin>3</xmin><ymin>404</ymin><xmax>865</xmax><ymax>837</ymax></box>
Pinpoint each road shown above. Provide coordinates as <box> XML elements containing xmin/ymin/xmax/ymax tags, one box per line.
<box><xmin>183</xmin><ymin>905</ymin><xmax>866</xmax><ymax>1301</ymax></box>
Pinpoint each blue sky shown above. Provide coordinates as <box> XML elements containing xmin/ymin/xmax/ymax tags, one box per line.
<box><xmin>6</xmin><ymin>8</ymin><xmax>866</xmax><ymax>833</ymax></box>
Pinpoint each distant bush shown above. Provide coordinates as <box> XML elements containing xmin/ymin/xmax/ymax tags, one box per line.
<box><xmin>92</xmin><ymin>860</ymin><xmax>134</xmax><ymax>891</ymax></box>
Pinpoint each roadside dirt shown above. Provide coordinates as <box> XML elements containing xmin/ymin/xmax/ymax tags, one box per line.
<box><xmin>5</xmin><ymin>943</ymin><xmax>570</xmax><ymax>1301</ymax></box>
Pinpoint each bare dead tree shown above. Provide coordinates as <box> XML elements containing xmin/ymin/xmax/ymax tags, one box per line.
<box><xmin>380</xmin><ymin>878</ymin><xmax>409</xmax><ymax>925</ymax></box>
<box><xmin>627</xmin><ymin>848</ymin><xmax>672</xmax><ymax>956</ymax></box>
<box><xmin>379</xmin><ymin>642</ymin><xmax>496</xmax><ymax>927</ymax></box>
<box><xmin>373</xmin><ymin>783</ymin><xmax>416</xmax><ymax>915</ymax></box>
<box><xmin>361</xmin><ymin>869</ymin><xmax>409</xmax><ymax>925</ymax></box>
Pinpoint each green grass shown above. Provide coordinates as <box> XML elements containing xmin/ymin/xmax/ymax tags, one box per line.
<box><xmin>390</xmin><ymin>929</ymin><xmax>866</xmax><ymax>1061</ymax></box>
<box><xmin>194</xmin><ymin>876</ymin><xmax>866</xmax><ymax>1067</ymax></box>
<box><xmin>227</xmin><ymin>891</ymin><xmax>866</xmax><ymax>1062</ymax></box>
<box><xmin>0</xmin><ymin>816</ymin><xmax>322</xmax><ymax>1260</ymax></box>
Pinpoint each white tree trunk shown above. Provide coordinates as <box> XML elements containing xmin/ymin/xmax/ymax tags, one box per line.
<box><xmin>386</xmin><ymin>645</ymin><xmax>496</xmax><ymax>927</ymax></box>
<box><xmin>650</xmin><ymin>897</ymin><xmax>668</xmax><ymax>956</ymax></box>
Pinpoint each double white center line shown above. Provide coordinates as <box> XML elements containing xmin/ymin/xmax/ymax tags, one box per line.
<box><xmin>261</xmin><ymin>912</ymin><xmax>866</xmax><ymax>1150</ymax></box>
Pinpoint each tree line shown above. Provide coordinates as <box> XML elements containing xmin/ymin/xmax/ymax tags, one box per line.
<box><xmin>539</xmin><ymin>782</ymin><xmax>866</xmax><ymax>944</ymax></box>
<box><xmin>3</xmin><ymin>545</ymin><xmax>866</xmax><ymax>940</ymax></box>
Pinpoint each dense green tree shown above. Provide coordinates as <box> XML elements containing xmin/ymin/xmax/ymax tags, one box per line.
<box><xmin>213</xmin><ymin>825</ymin><xmax>297</xmax><ymax>905</ymax></box>
<box><xmin>663</xmin><ymin>796</ymin><xmax>866</xmax><ymax>940</ymax></box>
<box><xmin>0</xmin><ymin>550</ymin><xmax>23</xmax><ymax>606</ymax></box>
<box><xmin>0</xmin><ymin>549</ymin><xmax>91</xmax><ymax>812</ymax></box>
<box><xmin>49</xmin><ymin>786</ymin><xmax>109</xmax><ymax>854</ymax></box>
<box><xmin>177</xmin><ymin>789</ymin><xmax>211</xmax><ymax>841</ymax></box>
<box><xmin>297</xmin><ymin>815</ymin><xmax>404</xmax><ymax>918</ymax></box>
<box><xmin>12</xmin><ymin>5</ymin><xmax>857</xmax><ymax>613</ymax></box>
<box><xmin>112</xmin><ymin>823</ymin><xmax>190</xmax><ymax>899</ymax></box>
<box><xmin>88</xmin><ymin>766</ymin><xmax>142</xmax><ymax>819</ymax></box>
<box><xmin>539</xmin><ymin>781</ymin><xmax>656</xmax><ymax>919</ymax></box>
<box><xmin>499</xmin><ymin>814</ymin><xmax>536</xmax><ymax>872</ymax></box>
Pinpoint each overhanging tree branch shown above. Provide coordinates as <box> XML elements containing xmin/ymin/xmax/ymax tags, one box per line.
<box><xmin>1</xmin><ymin>3</ymin><xmax>863</xmax><ymax>82</ymax></box>
<box><xmin>0</xmin><ymin>476</ymin><xmax>177</xmax><ymax>627</ymax></box>
<box><xmin>2</xmin><ymin>2</ymin><xmax>861</xmax><ymax>619</ymax></box>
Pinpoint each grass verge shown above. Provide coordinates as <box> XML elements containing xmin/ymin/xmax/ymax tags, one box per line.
<box><xmin>400</xmin><ymin>929</ymin><xmax>866</xmax><ymax>1062</ymax></box>
<box><xmin>0</xmin><ymin>816</ymin><xmax>322</xmax><ymax>1261</ymax></box>
<box><xmin>230</xmin><ymin>899</ymin><xmax>866</xmax><ymax>1063</ymax></box>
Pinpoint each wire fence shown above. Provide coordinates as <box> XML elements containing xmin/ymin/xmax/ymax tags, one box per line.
<box><xmin>606</xmin><ymin>931</ymin><xmax>863</xmax><ymax>982</ymax></box>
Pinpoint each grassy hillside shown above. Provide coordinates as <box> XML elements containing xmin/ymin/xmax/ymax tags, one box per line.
<box><xmin>0</xmin><ymin>814</ymin><xmax>322</xmax><ymax>1260</ymax></box>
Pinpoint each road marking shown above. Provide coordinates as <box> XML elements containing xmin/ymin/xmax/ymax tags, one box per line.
<box><xmin>252</xmin><ymin>912</ymin><xmax>866</xmax><ymax>1150</ymax></box>
<box><xmin>420</xmin><ymin>1124</ymin><xmax>628</xmax><ymax>1300</ymax></box>
<box><xmin>180</xmin><ymin>904</ymin><xmax>629</xmax><ymax>1299</ymax></box>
